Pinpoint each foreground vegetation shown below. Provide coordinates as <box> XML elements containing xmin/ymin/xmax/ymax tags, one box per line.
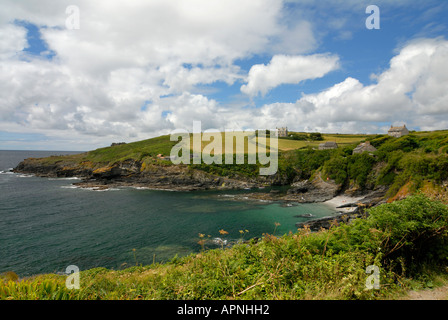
<box><xmin>2</xmin><ymin>194</ymin><xmax>448</xmax><ymax>300</ymax></box>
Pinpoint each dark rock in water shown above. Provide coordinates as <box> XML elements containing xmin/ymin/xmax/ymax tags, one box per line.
<box><xmin>211</xmin><ymin>237</ymin><xmax>228</xmax><ymax>246</ymax></box>
<box><xmin>336</xmin><ymin>203</ymin><xmax>358</xmax><ymax>208</ymax></box>
<box><xmin>280</xmin><ymin>202</ymin><xmax>299</xmax><ymax>208</ymax></box>
<box><xmin>296</xmin><ymin>215</ymin><xmax>346</xmax><ymax>231</ymax></box>
<box><xmin>294</xmin><ymin>213</ymin><xmax>315</xmax><ymax>218</ymax></box>
<box><xmin>295</xmin><ymin>209</ymin><xmax>369</xmax><ymax>231</ymax></box>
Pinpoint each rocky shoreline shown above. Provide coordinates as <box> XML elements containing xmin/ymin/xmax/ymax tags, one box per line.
<box><xmin>13</xmin><ymin>158</ymin><xmax>264</xmax><ymax>191</ymax></box>
<box><xmin>295</xmin><ymin>187</ymin><xmax>388</xmax><ymax>231</ymax></box>
<box><xmin>13</xmin><ymin>157</ymin><xmax>388</xmax><ymax>230</ymax></box>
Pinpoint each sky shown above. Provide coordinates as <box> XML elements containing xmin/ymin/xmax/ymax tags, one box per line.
<box><xmin>0</xmin><ymin>0</ymin><xmax>448</xmax><ymax>151</ymax></box>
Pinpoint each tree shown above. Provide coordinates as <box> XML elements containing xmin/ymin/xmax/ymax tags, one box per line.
<box><xmin>309</xmin><ymin>132</ymin><xmax>324</xmax><ymax>141</ymax></box>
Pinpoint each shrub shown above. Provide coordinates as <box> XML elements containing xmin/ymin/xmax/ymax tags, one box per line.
<box><xmin>309</xmin><ymin>132</ymin><xmax>324</xmax><ymax>141</ymax></box>
<box><xmin>338</xmin><ymin>194</ymin><xmax>448</xmax><ymax>274</ymax></box>
<box><xmin>347</xmin><ymin>153</ymin><xmax>377</xmax><ymax>188</ymax></box>
<box><xmin>290</xmin><ymin>133</ymin><xmax>308</xmax><ymax>141</ymax></box>
<box><xmin>378</xmin><ymin>135</ymin><xmax>420</xmax><ymax>153</ymax></box>
<box><xmin>322</xmin><ymin>155</ymin><xmax>348</xmax><ymax>184</ymax></box>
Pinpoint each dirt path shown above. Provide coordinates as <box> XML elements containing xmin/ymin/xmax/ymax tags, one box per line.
<box><xmin>400</xmin><ymin>285</ymin><xmax>448</xmax><ymax>300</ymax></box>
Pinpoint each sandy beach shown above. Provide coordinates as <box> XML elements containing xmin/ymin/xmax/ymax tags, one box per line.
<box><xmin>324</xmin><ymin>195</ymin><xmax>365</xmax><ymax>213</ymax></box>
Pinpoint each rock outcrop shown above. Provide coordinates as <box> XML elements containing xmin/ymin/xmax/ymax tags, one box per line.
<box><xmin>295</xmin><ymin>187</ymin><xmax>388</xmax><ymax>231</ymax></box>
<box><xmin>283</xmin><ymin>173</ymin><xmax>341</xmax><ymax>203</ymax></box>
<box><xmin>13</xmin><ymin>158</ymin><xmax>260</xmax><ymax>191</ymax></box>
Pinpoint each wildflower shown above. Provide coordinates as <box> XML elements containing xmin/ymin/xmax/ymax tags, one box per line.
<box><xmin>219</xmin><ymin>229</ymin><xmax>229</xmax><ymax>235</ymax></box>
<box><xmin>273</xmin><ymin>222</ymin><xmax>281</xmax><ymax>235</ymax></box>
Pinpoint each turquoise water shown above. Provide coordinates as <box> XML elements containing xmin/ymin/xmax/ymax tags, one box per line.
<box><xmin>0</xmin><ymin>150</ymin><xmax>337</xmax><ymax>277</ymax></box>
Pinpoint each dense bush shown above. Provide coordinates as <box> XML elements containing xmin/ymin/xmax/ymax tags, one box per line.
<box><xmin>285</xmin><ymin>148</ymin><xmax>335</xmax><ymax>180</ymax></box>
<box><xmin>377</xmin><ymin>135</ymin><xmax>420</xmax><ymax>153</ymax></box>
<box><xmin>326</xmin><ymin>194</ymin><xmax>448</xmax><ymax>273</ymax></box>
<box><xmin>309</xmin><ymin>132</ymin><xmax>324</xmax><ymax>141</ymax></box>
<box><xmin>290</xmin><ymin>133</ymin><xmax>308</xmax><ymax>140</ymax></box>
<box><xmin>347</xmin><ymin>153</ymin><xmax>377</xmax><ymax>188</ymax></box>
<box><xmin>190</xmin><ymin>154</ymin><xmax>261</xmax><ymax>178</ymax></box>
<box><xmin>366</xmin><ymin>194</ymin><xmax>448</xmax><ymax>273</ymax></box>
<box><xmin>322</xmin><ymin>155</ymin><xmax>348</xmax><ymax>184</ymax></box>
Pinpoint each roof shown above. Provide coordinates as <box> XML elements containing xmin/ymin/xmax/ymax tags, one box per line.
<box><xmin>353</xmin><ymin>142</ymin><xmax>377</xmax><ymax>153</ymax></box>
<box><xmin>319</xmin><ymin>141</ymin><xmax>338</xmax><ymax>148</ymax></box>
<box><xmin>320</xmin><ymin>141</ymin><xmax>338</xmax><ymax>147</ymax></box>
<box><xmin>388</xmin><ymin>125</ymin><xmax>407</xmax><ymax>132</ymax></box>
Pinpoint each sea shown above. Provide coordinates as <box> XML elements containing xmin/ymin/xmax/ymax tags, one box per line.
<box><xmin>0</xmin><ymin>150</ymin><xmax>338</xmax><ymax>277</ymax></box>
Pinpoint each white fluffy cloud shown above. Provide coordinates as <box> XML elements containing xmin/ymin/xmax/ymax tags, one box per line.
<box><xmin>1</xmin><ymin>0</ymin><xmax>309</xmax><ymax>148</ymax></box>
<box><xmin>251</xmin><ymin>38</ymin><xmax>448</xmax><ymax>133</ymax></box>
<box><xmin>0</xmin><ymin>24</ymin><xmax>28</xmax><ymax>59</ymax></box>
<box><xmin>240</xmin><ymin>54</ymin><xmax>340</xmax><ymax>97</ymax></box>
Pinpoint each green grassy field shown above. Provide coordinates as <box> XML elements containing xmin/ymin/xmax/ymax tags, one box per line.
<box><xmin>85</xmin><ymin>135</ymin><xmax>178</xmax><ymax>163</ymax></box>
<box><xmin>188</xmin><ymin>131</ymin><xmax>372</xmax><ymax>154</ymax></box>
<box><xmin>277</xmin><ymin>135</ymin><xmax>370</xmax><ymax>150</ymax></box>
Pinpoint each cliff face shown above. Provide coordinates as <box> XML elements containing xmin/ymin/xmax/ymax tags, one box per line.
<box><xmin>13</xmin><ymin>157</ymin><xmax>94</xmax><ymax>178</ymax></box>
<box><xmin>13</xmin><ymin>158</ymin><xmax>261</xmax><ymax>191</ymax></box>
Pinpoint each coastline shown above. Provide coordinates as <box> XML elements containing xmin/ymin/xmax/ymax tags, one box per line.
<box><xmin>12</xmin><ymin>157</ymin><xmax>388</xmax><ymax>232</ymax></box>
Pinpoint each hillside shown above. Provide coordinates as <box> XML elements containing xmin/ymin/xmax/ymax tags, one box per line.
<box><xmin>12</xmin><ymin>129</ymin><xmax>448</xmax><ymax>201</ymax></box>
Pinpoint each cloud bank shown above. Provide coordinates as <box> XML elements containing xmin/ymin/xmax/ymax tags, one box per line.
<box><xmin>250</xmin><ymin>38</ymin><xmax>448</xmax><ymax>133</ymax></box>
<box><xmin>0</xmin><ymin>1</ymin><xmax>447</xmax><ymax>150</ymax></box>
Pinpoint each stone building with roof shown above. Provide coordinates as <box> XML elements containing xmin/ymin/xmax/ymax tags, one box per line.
<box><xmin>318</xmin><ymin>141</ymin><xmax>338</xmax><ymax>150</ymax></box>
<box><xmin>388</xmin><ymin>125</ymin><xmax>409</xmax><ymax>138</ymax></box>
<box><xmin>352</xmin><ymin>141</ymin><xmax>377</xmax><ymax>155</ymax></box>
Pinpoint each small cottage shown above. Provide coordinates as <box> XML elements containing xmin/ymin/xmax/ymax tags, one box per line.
<box><xmin>318</xmin><ymin>141</ymin><xmax>338</xmax><ymax>150</ymax></box>
<box><xmin>388</xmin><ymin>125</ymin><xmax>409</xmax><ymax>138</ymax></box>
<box><xmin>352</xmin><ymin>141</ymin><xmax>377</xmax><ymax>155</ymax></box>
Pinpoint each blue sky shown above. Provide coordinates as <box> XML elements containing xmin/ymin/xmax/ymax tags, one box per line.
<box><xmin>0</xmin><ymin>0</ymin><xmax>447</xmax><ymax>150</ymax></box>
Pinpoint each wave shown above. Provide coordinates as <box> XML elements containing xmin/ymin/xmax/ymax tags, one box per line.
<box><xmin>18</xmin><ymin>174</ymin><xmax>34</xmax><ymax>178</ymax></box>
<box><xmin>48</xmin><ymin>177</ymin><xmax>81</xmax><ymax>181</ymax></box>
<box><xmin>0</xmin><ymin>170</ymin><xmax>15</xmax><ymax>175</ymax></box>
<box><xmin>60</xmin><ymin>185</ymin><xmax>80</xmax><ymax>189</ymax></box>
<box><xmin>82</xmin><ymin>186</ymin><xmax>120</xmax><ymax>192</ymax></box>
<box><xmin>60</xmin><ymin>185</ymin><xmax>120</xmax><ymax>192</ymax></box>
